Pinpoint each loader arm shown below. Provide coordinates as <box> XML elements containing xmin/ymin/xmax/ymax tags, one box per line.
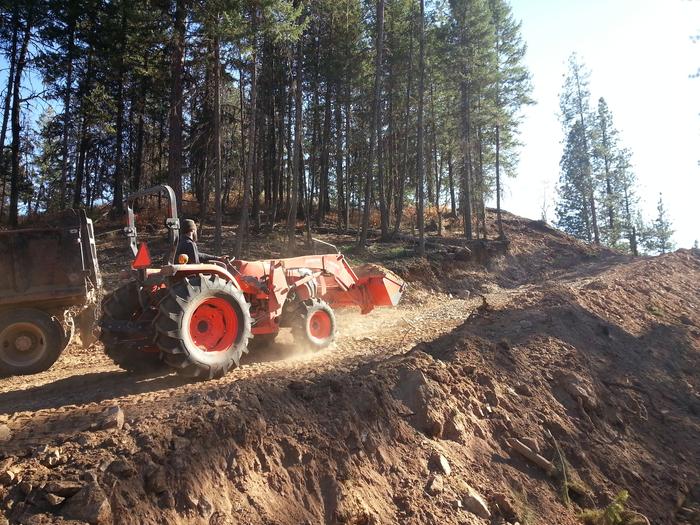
<box><xmin>234</xmin><ymin>254</ymin><xmax>405</xmax><ymax>317</ymax></box>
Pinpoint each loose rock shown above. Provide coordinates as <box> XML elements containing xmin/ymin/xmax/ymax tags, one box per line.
<box><xmin>145</xmin><ymin>465</ymin><xmax>168</xmax><ymax>494</ymax></box>
<box><xmin>108</xmin><ymin>459</ymin><xmax>137</xmax><ymax>479</ymax></box>
<box><xmin>41</xmin><ymin>448</ymin><xmax>62</xmax><ymax>467</ymax></box>
<box><xmin>99</xmin><ymin>404</ymin><xmax>124</xmax><ymax>431</ymax></box>
<box><xmin>463</xmin><ymin>484</ymin><xmax>491</xmax><ymax>519</ymax></box>
<box><xmin>198</xmin><ymin>497</ymin><xmax>213</xmax><ymax>517</ymax></box>
<box><xmin>62</xmin><ymin>481</ymin><xmax>112</xmax><ymax>524</ymax></box>
<box><xmin>426</xmin><ymin>474</ymin><xmax>444</xmax><ymax>495</ymax></box>
<box><xmin>0</xmin><ymin>425</ymin><xmax>11</xmax><ymax>443</ymax></box>
<box><xmin>18</xmin><ymin>481</ymin><xmax>32</xmax><ymax>496</ymax></box>
<box><xmin>443</xmin><ymin>413</ymin><xmax>469</xmax><ymax>443</ymax></box>
<box><xmin>493</xmin><ymin>492</ymin><xmax>517</xmax><ymax>518</ymax></box>
<box><xmin>158</xmin><ymin>490</ymin><xmax>175</xmax><ymax>509</ymax></box>
<box><xmin>430</xmin><ymin>452</ymin><xmax>451</xmax><ymax>476</ymax></box>
<box><xmin>506</xmin><ymin>438</ymin><xmax>556</xmax><ymax>476</ymax></box>
<box><xmin>0</xmin><ymin>468</ymin><xmax>16</xmax><ymax>486</ymax></box>
<box><xmin>44</xmin><ymin>479</ymin><xmax>83</xmax><ymax>497</ymax></box>
<box><xmin>520</xmin><ymin>437</ymin><xmax>540</xmax><ymax>454</ymax></box>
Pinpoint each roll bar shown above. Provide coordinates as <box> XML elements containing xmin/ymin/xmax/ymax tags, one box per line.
<box><xmin>124</xmin><ymin>185</ymin><xmax>180</xmax><ymax>265</ymax></box>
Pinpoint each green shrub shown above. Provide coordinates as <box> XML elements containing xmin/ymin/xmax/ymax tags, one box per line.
<box><xmin>579</xmin><ymin>490</ymin><xmax>648</xmax><ymax>525</ymax></box>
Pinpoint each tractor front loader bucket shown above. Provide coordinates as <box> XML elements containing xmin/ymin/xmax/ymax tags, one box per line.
<box><xmin>352</xmin><ymin>264</ymin><xmax>406</xmax><ymax>313</ymax></box>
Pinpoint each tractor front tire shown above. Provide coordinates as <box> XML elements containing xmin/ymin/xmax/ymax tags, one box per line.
<box><xmin>291</xmin><ymin>299</ymin><xmax>337</xmax><ymax>351</ymax></box>
<box><xmin>0</xmin><ymin>308</ymin><xmax>65</xmax><ymax>376</ymax></box>
<box><xmin>155</xmin><ymin>274</ymin><xmax>251</xmax><ymax>380</ymax></box>
<box><xmin>100</xmin><ymin>281</ymin><xmax>164</xmax><ymax>373</ymax></box>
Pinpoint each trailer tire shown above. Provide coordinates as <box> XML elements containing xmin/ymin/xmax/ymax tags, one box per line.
<box><xmin>0</xmin><ymin>308</ymin><xmax>65</xmax><ymax>376</ymax></box>
<box><xmin>155</xmin><ymin>274</ymin><xmax>251</xmax><ymax>380</ymax></box>
<box><xmin>291</xmin><ymin>299</ymin><xmax>337</xmax><ymax>351</ymax></box>
<box><xmin>100</xmin><ymin>281</ymin><xmax>164</xmax><ymax>373</ymax></box>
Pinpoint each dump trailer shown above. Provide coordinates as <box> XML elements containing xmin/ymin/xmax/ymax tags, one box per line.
<box><xmin>99</xmin><ymin>185</ymin><xmax>405</xmax><ymax>380</ymax></box>
<box><xmin>0</xmin><ymin>210</ymin><xmax>101</xmax><ymax>375</ymax></box>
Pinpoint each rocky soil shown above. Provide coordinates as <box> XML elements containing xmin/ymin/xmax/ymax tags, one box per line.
<box><xmin>0</xmin><ymin>212</ymin><xmax>698</xmax><ymax>525</ymax></box>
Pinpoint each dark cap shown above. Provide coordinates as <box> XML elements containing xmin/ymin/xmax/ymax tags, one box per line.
<box><xmin>182</xmin><ymin>219</ymin><xmax>197</xmax><ymax>233</ymax></box>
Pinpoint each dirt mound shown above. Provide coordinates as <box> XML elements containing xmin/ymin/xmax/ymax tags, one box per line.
<box><xmin>0</xmin><ymin>214</ymin><xmax>698</xmax><ymax>524</ymax></box>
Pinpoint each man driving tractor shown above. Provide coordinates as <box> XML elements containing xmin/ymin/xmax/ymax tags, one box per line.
<box><xmin>175</xmin><ymin>219</ymin><xmax>226</xmax><ymax>264</ymax></box>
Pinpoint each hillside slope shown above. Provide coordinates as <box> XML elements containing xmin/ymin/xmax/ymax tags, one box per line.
<box><xmin>0</xmin><ymin>212</ymin><xmax>698</xmax><ymax>525</ymax></box>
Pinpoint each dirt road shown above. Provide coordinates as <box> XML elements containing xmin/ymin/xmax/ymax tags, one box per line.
<box><xmin>0</xmin><ymin>288</ymin><xmax>477</xmax><ymax>452</ymax></box>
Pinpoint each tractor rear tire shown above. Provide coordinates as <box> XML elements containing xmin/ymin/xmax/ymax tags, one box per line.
<box><xmin>0</xmin><ymin>308</ymin><xmax>65</xmax><ymax>376</ymax></box>
<box><xmin>155</xmin><ymin>274</ymin><xmax>251</xmax><ymax>380</ymax></box>
<box><xmin>100</xmin><ymin>281</ymin><xmax>164</xmax><ymax>373</ymax></box>
<box><xmin>291</xmin><ymin>299</ymin><xmax>337</xmax><ymax>351</ymax></box>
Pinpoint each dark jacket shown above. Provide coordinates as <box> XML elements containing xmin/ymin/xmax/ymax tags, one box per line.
<box><xmin>175</xmin><ymin>237</ymin><xmax>216</xmax><ymax>264</ymax></box>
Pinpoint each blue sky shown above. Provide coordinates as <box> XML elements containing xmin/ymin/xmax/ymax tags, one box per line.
<box><xmin>504</xmin><ymin>0</ymin><xmax>700</xmax><ymax>248</ymax></box>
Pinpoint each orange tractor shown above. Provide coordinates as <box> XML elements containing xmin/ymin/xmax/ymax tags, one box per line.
<box><xmin>99</xmin><ymin>185</ymin><xmax>405</xmax><ymax>379</ymax></box>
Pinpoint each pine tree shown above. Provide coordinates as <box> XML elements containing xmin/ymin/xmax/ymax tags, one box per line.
<box><xmin>558</xmin><ymin>54</ymin><xmax>599</xmax><ymax>243</ymax></box>
<box><xmin>416</xmin><ymin>0</ymin><xmax>426</xmax><ymax>255</ymax></box>
<box><xmin>645</xmin><ymin>193</ymin><xmax>675</xmax><ymax>254</ymax></box>
<box><xmin>359</xmin><ymin>0</ymin><xmax>386</xmax><ymax>248</ymax></box>
<box><xmin>592</xmin><ymin>97</ymin><xmax>623</xmax><ymax>246</ymax></box>
<box><xmin>32</xmin><ymin>107</ymin><xmax>63</xmax><ymax>212</ymax></box>
<box><xmin>489</xmin><ymin>0</ymin><xmax>532</xmax><ymax>239</ymax></box>
<box><xmin>615</xmin><ymin>148</ymin><xmax>640</xmax><ymax>255</ymax></box>
<box><xmin>557</xmin><ymin>121</ymin><xmax>592</xmax><ymax>241</ymax></box>
<box><xmin>448</xmin><ymin>0</ymin><xmax>497</xmax><ymax>240</ymax></box>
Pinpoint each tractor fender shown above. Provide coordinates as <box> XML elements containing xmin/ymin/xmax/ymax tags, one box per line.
<box><xmin>163</xmin><ymin>264</ymin><xmax>242</xmax><ymax>290</ymax></box>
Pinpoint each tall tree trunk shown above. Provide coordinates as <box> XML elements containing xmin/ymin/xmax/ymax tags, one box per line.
<box><xmin>112</xmin><ymin>3</ymin><xmax>128</xmax><ymax>214</ymax></box>
<box><xmin>308</xmin><ymin>32</ymin><xmax>321</xmax><ymax>222</ymax></box>
<box><xmin>213</xmin><ymin>30</ymin><xmax>223</xmax><ymax>254</ymax></box>
<box><xmin>359</xmin><ymin>0</ymin><xmax>385</xmax><ymax>247</ymax></box>
<box><xmin>287</xmin><ymin>40</ymin><xmax>303</xmax><ymax>249</ymax></box>
<box><xmin>573</xmin><ymin>67</ymin><xmax>599</xmax><ymax>244</ymax></box>
<box><xmin>235</xmin><ymin>22</ymin><xmax>258</xmax><ymax>257</ymax></box>
<box><xmin>334</xmin><ymin>91</ymin><xmax>345</xmax><ymax>232</ymax></box>
<box><xmin>496</xmin><ymin>125</ymin><xmax>504</xmax><ymax>238</ymax></box>
<box><xmin>448</xmin><ymin>149</ymin><xmax>455</xmax><ymax>216</ymax></box>
<box><xmin>73</xmin><ymin>122</ymin><xmax>89</xmax><ymax>208</ymax></box>
<box><xmin>386</xmin><ymin>66</ymin><xmax>395</xmax><ymax>232</ymax></box>
<box><xmin>393</xmin><ymin>0</ymin><xmax>414</xmax><ymax>236</ymax></box>
<box><xmin>238</xmin><ymin>56</ymin><xmax>247</xmax><ymax>207</ymax></box>
<box><xmin>0</xmin><ymin>9</ymin><xmax>19</xmax><ymax>221</ymax></box>
<box><xmin>429</xmin><ymin>79</ymin><xmax>440</xmax><ymax>235</ymax></box>
<box><xmin>415</xmin><ymin>0</ymin><xmax>426</xmax><ymax>256</ymax></box>
<box><xmin>623</xmin><ymin>186</ymin><xmax>637</xmax><ymax>256</ymax></box>
<box><xmin>600</xmin><ymin>125</ymin><xmax>615</xmax><ymax>243</ymax></box>
<box><xmin>476</xmin><ymin>125</ymin><xmax>486</xmax><ymax>239</ymax></box>
<box><xmin>167</xmin><ymin>0</ymin><xmax>186</xmax><ymax>207</ymax></box>
<box><xmin>72</xmin><ymin>53</ymin><xmax>93</xmax><ymax>208</ymax></box>
<box><xmin>460</xmin><ymin>82</ymin><xmax>473</xmax><ymax>240</ymax></box>
<box><xmin>271</xmin><ymin>58</ymin><xmax>286</xmax><ymax>226</ymax></box>
<box><xmin>9</xmin><ymin>9</ymin><xmax>32</xmax><ymax>226</ymax></box>
<box><xmin>254</xmin><ymin>43</ymin><xmax>270</xmax><ymax>232</ymax></box>
<box><xmin>377</xmin><ymin>68</ymin><xmax>388</xmax><ymax>238</ymax></box>
<box><xmin>343</xmin><ymin>2</ymin><xmax>352</xmax><ymax>233</ymax></box>
<box><xmin>317</xmin><ymin>82</ymin><xmax>332</xmax><ymax>224</ymax></box>
<box><xmin>133</xmin><ymin>61</ymin><xmax>147</xmax><ymax>192</ymax></box>
<box><xmin>344</xmin><ymin>85</ymin><xmax>351</xmax><ymax>232</ymax></box>
<box><xmin>59</xmin><ymin>17</ymin><xmax>75</xmax><ymax>210</ymax></box>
